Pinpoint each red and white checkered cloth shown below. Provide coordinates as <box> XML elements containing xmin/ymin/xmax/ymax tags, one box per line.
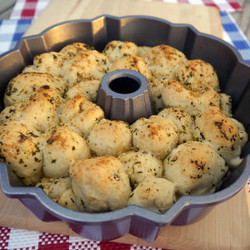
<box><xmin>10</xmin><ymin>0</ymin><xmax>243</xmax><ymax>20</ymax></box>
<box><xmin>1</xmin><ymin>227</ymin><xmax>162</xmax><ymax>250</ymax></box>
<box><xmin>10</xmin><ymin>0</ymin><xmax>50</xmax><ymax>19</ymax></box>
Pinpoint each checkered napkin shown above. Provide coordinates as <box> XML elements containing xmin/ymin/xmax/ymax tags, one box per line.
<box><xmin>220</xmin><ymin>11</ymin><xmax>250</xmax><ymax>62</ymax></box>
<box><xmin>0</xmin><ymin>19</ymin><xmax>33</xmax><ymax>55</ymax></box>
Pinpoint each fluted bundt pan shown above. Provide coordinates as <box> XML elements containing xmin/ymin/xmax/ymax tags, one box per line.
<box><xmin>0</xmin><ymin>15</ymin><xmax>249</xmax><ymax>242</ymax></box>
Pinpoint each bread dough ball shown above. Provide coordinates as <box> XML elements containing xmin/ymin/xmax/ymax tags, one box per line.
<box><xmin>23</xmin><ymin>44</ymin><xmax>104</xmax><ymax>88</ymax></box>
<box><xmin>131</xmin><ymin>115</ymin><xmax>178</xmax><ymax>160</ymax></box>
<box><xmin>0</xmin><ymin>120</ymin><xmax>42</xmax><ymax>186</ymax></box>
<box><xmin>65</xmin><ymin>79</ymin><xmax>100</xmax><ymax>102</ymax></box>
<box><xmin>144</xmin><ymin>44</ymin><xmax>187</xmax><ymax>79</ymax></box>
<box><xmin>118</xmin><ymin>150</ymin><xmax>163</xmax><ymax>187</ymax></box>
<box><xmin>109</xmin><ymin>56</ymin><xmax>153</xmax><ymax>80</ymax></box>
<box><xmin>164</xmin><ymin>141</ymin><xmax>228</xmax><ymax>196</ymax></box>
<box><xmin>41</xmin><ymin>126</ymin><xmax>90</xmax><ymax>178</ymax></box>
<box><xmin>137</xmin><ymin>46</ymin><xmax>151</xmax><ymax>58</ymax></box>
<box><xmin>0</xmin><ymin>87</ymin><xmax>64</xmax><ymax>132</ymax></box>
<box><xmin>23</xmin><ymin>51</ymin><xmax>64</xmax><ymax>77</ymax></box>
<box><xmin>128</xmin><ymin>176</ymin><xmax>176</xmax><ymax>213</ymax></box>
<box><xmin>59</xmin><ymin>42</ymin><xmax>94</xmax><ymax>56</ymax></box>
<box><xmin>69</xmin><ymin>156</ymin><xmax>131</xmax><ymax>212</ymax></box>
<box><xmin>57</xmin><ymin>188</ymin><xmax>79</xmax><ymax>211</ymax></box>
<box><xmin>88</xmin><ymin>119</ymin><xmax>132</xmax><ymax>156</ymax></box>
<box><xmin>4</xmin><ymin>72</ymin><xmax>66</xmax><ymax>106</ymax></box>
<box><xmin>36</xmin><ymin>176</ymin><xmax>79</xmax><ymax>211</ymax></box>
<box><xmin>193</xmin><ymin>106</ymin><xmax>247</xmax><ymax>167</ymax></box>
<box><xmin>220</xmin><ymin>93</ymin><xmax>232</xmax><ymax>117</ymax></box>
<box><xmin>161</xmin><ymin>79</ymin><xmax>220</xmax><ymax>116</ymax></box>
<box><xmin>60</xmin><ymin>94</ymin><xmax>104</xmax><ymax>138</ymax></box>
<box><xmin>60</xmin><ymin>49</ymin><xmax>109</xmax><ymax>87</ymax></box>
<box><xmin>230</xmin><ymin>118</ymin><xmax>248</xmax><ymax>149</ymax></box>
<box><xmin>158</xmin><ymin>107</ymin><xmax>193</xmax><ymax>144</ymax></box>
<box><xmin>175</xmin><ymin>59</ymin><xmax>220</xmax><ymax>92</ymax></box>
<box><xmin>149</xmin><ymin>80</ymin><xmax>166</xmax><ymax>113</ymax></box>
<box><xmin>36</xmin><ymin>176</ymin><xmax>71</xmax><ymax>200</ymax></box>
<box><xmin>102</xmin><ymin>40</ymin><xmax>138</xmax><ymax>63</ymax></box>
<box><xmin>0</xmin><ymin>101</ymin><xmax>25</xmax><ymax>125</ymax></box>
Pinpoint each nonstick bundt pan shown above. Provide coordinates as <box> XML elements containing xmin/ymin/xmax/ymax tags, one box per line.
<box><xmin>0</xmin><ymin>15</ymin><xmax>249</xmax><ymax>242</ymax></box>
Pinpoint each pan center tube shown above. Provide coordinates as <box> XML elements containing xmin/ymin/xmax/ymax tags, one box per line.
<box><xmin>96</xmin><ymin>69</ymin><xmax>154</xmax><ymax>124</ymax></box>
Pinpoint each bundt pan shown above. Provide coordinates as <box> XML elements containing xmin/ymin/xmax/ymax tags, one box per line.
<box><xmin>0</xmin><ymin>15</ymin><xmax>250</xmax><ymax>242</ymax></box>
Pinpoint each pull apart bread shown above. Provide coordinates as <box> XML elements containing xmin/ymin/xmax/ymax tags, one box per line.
<box><xmin>0</xmin><ymin>41</ymin><xmax>247</xmax><ymax>214</ymax></box>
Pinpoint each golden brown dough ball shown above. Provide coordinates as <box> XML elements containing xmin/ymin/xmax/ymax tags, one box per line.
<box><xmin>23</xmin><ymin>52</ymin><xmax>64</xmax><ymax>77</ymax></box>
<box><xmin>23</xmin><ymin>44</ymin><xmax>104</xmax><ymax>89</ymax></box>
<box><xmin>118</xmin><ymin>150</ymin><xmax>163</xmax><ymax>187</ymax></box>
<box><xmin>137</xmin><ymin>46</ymin><xmax>151</xmax><ymax>58</ymax></box>
<box><xmin>131</xmin><ymin>115</ymin><xmax>178</xmax><ymax>160</ymax></box>
<box><xmin>87</xmin><ymin>119</ymin><xmax>132</xmax><ymax>156</ymax></box>
<box><xmin>41</xmin><ymin>126</ymin><xmax>90</xmax><ymax>178</ymax></box>
<box><xmin>36</xmin><ymin>177</ymin><xmax>79</xmax><ymax>211</ymax></box>
<box><xmin>193</xmin><ymin>106</ymin><xmax>247</xmax><ymax>167</ymax></box>
<box><xmin>59</xmin><ymin>42</ymin><xmax>94</xmax><ymax>56</ymax></box>
<box><xmin>158</xmin><ymin>107</ymin><xmax>193</xmax><ymax>144</ymax></box>
<box><xmin>230</xmin><ymin>118</ymin><xmax>248</xmax><ymax>149</ymax></box>
<box><xmin>149</xmin><ymin>80</ymin><xmax>166</xmax><ymax>113</ymax></box>
<box><xmin>161</xmin><ymin>79</ymin><xmax>220</xmax><ymax>116</ymax></box>
<box><xmin>0</xmin><ymin>101</ymin><xmax>25</xmax><ymax>125</ymax></box>
<box><xmin>57</xmin><ymin>188</ymin><xmax>79</xmax><ymax>211</ymax></box>
<box><xmin>0</xmin><ymin>120</ymin><xmax>42</xmax><ymax>186</ymax></box>
<box><xmin>102</xmin><ymin>40</ymin><xmax>138</xmax><ymax>63</ymax></box>
<box><xmin>60</xmin><ymin>49</ymin><xmax>109</xmax><ymax>87</ymax></box>
<box><xmin>36</xmin><ymin>176</ymin><xmax>79</xmax><ymax>211</ymax></box>
<box><xmin>109</xmin><ymin>56</ymin><xmax>153</xmax><ymax>80</ymax></box>
<box><xmin>69</xmin><ymin>156</ymin><xmax>131</xmax><ymax>212</ymax></box>
<box><xmin>164</xmin><ymin>141</ymin><xmax>228</xmax><ymax>196</ymax></box>
<box><xmin>0</xmin><ymin>87</ymin><xmax>64</xmax><ymax>132</ymax></box>
<box><xmin>128</xmin><ymin>176</ymin><xmax>176</xmax><ymax>213</ymax></box>
<box><xmin>144</xmin><ymin>44</ymin><xmax>187</xmax><ymax>79</ymax></box>
<box><xmin>65</xmin><ymin>79</ymin><xmax>100</xmax><ymax>102</ymax></box>
<box><xmin>220</xmin><ymin>93</ymin><xmax>232</xmax><ymax>117</ymax></box>
<box><xmin>60</xmin><ymin>94</ymin><xmax>104</xmax><ymax>138</ymax></box>
<box><xmin>36</xmin><ymin>177</ymin><xmax>71</xmax><ymax>201</ymax></box>
<box><xmin>4</xmin><ymin>72</ymin><xmax>66</xmax><ymax>106</ymax></box>
<box><xmin>175</xmin><ymin>59</ymin><xmax>220</xmax><ymax>92</ymax></box>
